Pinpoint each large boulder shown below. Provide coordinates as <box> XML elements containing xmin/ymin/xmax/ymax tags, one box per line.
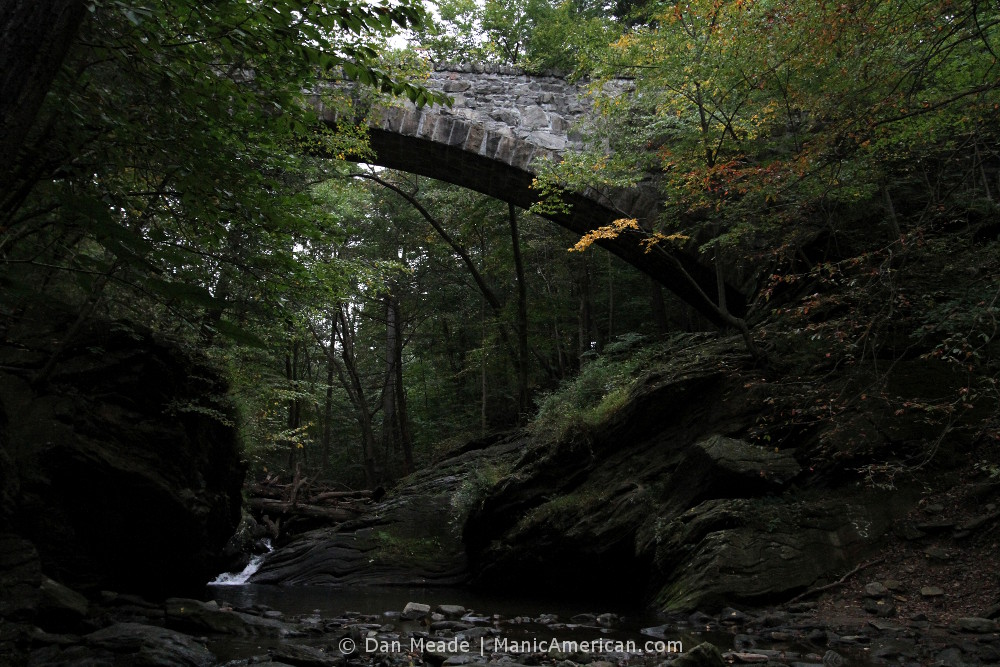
<box><xmin>0</xmin><ymin>319</ymin><xmax>244</xmax><ymax>598</ymax></box>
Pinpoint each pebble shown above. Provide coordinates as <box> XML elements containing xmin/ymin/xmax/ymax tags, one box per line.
<box><xmin>437</xmin><ymin>605</ymin><xmax>467</xmax><ymax>618</ymax></box>
<box><xmin>863</xmin><ymin>581</ymin><xmax>888</xmax><ymax>597</ymax></box>
<box><xmin>955</xmin><ymin>617</ymin><xmax>999</xmax><ymax>633</ymax></box>
<box><xmin>595</xmin><ymin>612</ymin><xmax>618</xmax><ymax>627</ymax></box>
<box><xmin>402</xmin><ymin>602</ymin><xmax>431</xmax><ymax>620</ymax></box>
<box><xmin>720</xmin><ymin>607</ymin><xmax>747</xmax><ymax>624</ymax></box>
<box><xmin>924</xmin><ymin>546</ymin><xmax>952</xmax><ymax>561</ymax></box>
<box><xmin>920</xmin><ymin>586</ymin><xmax>945</xmax><ymax>597</ymax></box>
<box><xmin>862</xmin><ymin>598</ymin><xmax>895</xmax><ymax>617</ymax></box>
<box><xmin>689</xmin><ymin>610</ymin><xmax>716</xmax><ymax>627</ymax></box>
<box><xmin>821</xmin><ymin>649</ymin><xmax>844</xmax><ymax>666</ymax></box>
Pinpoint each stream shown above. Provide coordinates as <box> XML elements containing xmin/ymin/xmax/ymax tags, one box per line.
<box><xmin>197</xmin><ymin>546</ymin><xmax>879</xmax><ymax>666</ymax></box>
<box><xmin>202</xmin><ymin>580</ymin><xmax>732</xmax><ymax>664</ymax></box>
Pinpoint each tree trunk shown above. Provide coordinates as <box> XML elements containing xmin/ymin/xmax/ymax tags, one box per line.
<box><xmin>335</xmin><ymin>306</ymin><xmax>379</xmax><ymax>487</ymax></box>
<box><xmin>320</xmin><ymin>316</ymin><xmax>336</xmax><ymax>476</ymax></box>
<box><xmin>577</xmin><ymin>256</ymin><xmax>598</xmax><ymax>359</ymax></box>
<box><xmin>606</xmin><ymin>252</ymin><xmax>615</xmax><ymax>343</ymax></box>
<box><xmin>0</xmin><ymin>0</ymin><xmax>88</xmax><ymax>190</ymax></box>
<box><xmin>507</xmin><ymin>203</ymin><xmax>530</xmax><ymax>423</ymax></box>
<box><xmin>393</xmin><ymin>308</ymin><xmax>414</xmax><ymax>473</ymax></box>
<box><xmin>380</xmin><ymin>292</ymin><xmax>399</xmax><ymax>454</ymax></box>
<box><xmin>285</xmin><ymin>338</ymin><xmax>301</xmax><ymax>472</ymax></box>
<box><xmin>380</xmin><ymin>291</ymin><xmax>413</xmax><ymax>473</ymax></box>
<box><xmin>648</xmin><ymin>277</ymin><xmax>669</xmax><ymax>336</ymax></box>
<box><xmin>481</xmin><ymin>300</ymin><xmax>488</xmax><ymax>436</ymax></box>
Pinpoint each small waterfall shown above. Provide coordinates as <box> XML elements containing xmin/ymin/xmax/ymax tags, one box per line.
<box><xmin>209</xmin><ymin>539</ymin><xmax>273</xmax><ymax>586</ymax></box>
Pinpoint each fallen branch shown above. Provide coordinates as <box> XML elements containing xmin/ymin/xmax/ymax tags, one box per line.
<box><xmin>787</xmin><ymin>557</ymin><xmax>886</xmax><ymax>604</ymax></box>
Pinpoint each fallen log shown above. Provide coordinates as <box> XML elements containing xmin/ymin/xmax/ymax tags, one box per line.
<box><xmin>247</xmin><ymin>497</ymin><xmax>363</xmax><ymax>522</ymax></box>
<box><xmin>247</xmin><ymin>483</ymin><xmax>287</xmax><ymax>500</ymax></box>
<box><xmin>308</xmin><ymin>489</ymin><xmax>374</xmax><ymax>503</ymax></box>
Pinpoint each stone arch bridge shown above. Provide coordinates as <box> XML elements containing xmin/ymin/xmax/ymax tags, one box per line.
<box><xmin>308</xmin><ymin>65</ymin><xmax>746</xmax><ymax>325</ymax></box>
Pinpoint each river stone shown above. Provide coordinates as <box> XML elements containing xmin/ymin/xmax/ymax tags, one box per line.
<box><xmin>924</xmin><ymin>546</ymin><xmax>952</xmax><ymax>561</ymax></box>
<box><xmin>671</xmin><ymin>642</ymin><xmax>726</xmax><ymax>667</ymax></box>
<box><xmin>956</xmin><ymin>617</ymin><xmax>999</xmax><ymax>633</ymax></box>
<box><xmin>0</xmin><ymin>533</ymin><xmax>42</xmax><ymax>620</ymax></box>
<box><xmin>821</xmin><ymin>650</ymin><xmax>844</xmax><ymax>666</ymax></box>
<box><xmin>37</xmin><ymin>576</ymin><xmax>88</xmax><ymax>630</ymax></box>
<box><xmin>871</xmin><ymin>638</ymin><xmax>917</xmax><ymax>659</ymax></box>
<box><xmin>720</xmin><ymin>607</ymin><xmax>747</xmax><ymax>624</ymax></box>
<box><xmin>84</xmin><ymin>622</ymin><xmax>215</xmax><ymax>666</ymax></box>
<box><xmin>270</xmin><ymin>643</ymin><xmax>340</xmax><ymax>666</ymax></box>
<box><xmin>864</xmin><ymin>581</ymin><xmax>888</xmax><ymax>597</ymax></box>
<box><xmin>402</xmin><ymin>602</ymin><xmax>432</xmax><ymax>620</ymax></box>
<box><xmin>921</xmin><ymin>586</ymin><xmax>945</xmax><ymax>597</ymax></box>
<box><xmin>437</xmin><ymin>604</ymin><xmax>467</xmax><ymax>618</ymax></box>
<box><xmin>862</xmin><ymin>598</ymin><xmax>895</xmax><ymax>617</ymax></box>
<box><xmin>165</xmin><ymin>597</ymin><xmax>289</xmax><ymax>636</ymax></box>
<box><xmin>596</xmin><ymin>612</ymin><xmax>618</xmax><ymax>627</ymax></box>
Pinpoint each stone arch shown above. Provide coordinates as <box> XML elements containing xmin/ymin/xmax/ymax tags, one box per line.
<box><xmin>310</xmin><ymin>66</ymin><xmax>746</xmax><ymax>324</ymax></box>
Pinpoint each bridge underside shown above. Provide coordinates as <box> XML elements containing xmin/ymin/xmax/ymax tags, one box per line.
<box><xmin>356</xmin><ymin>126</ymin><xmax>747</xmax><ymax>325</ymax></box>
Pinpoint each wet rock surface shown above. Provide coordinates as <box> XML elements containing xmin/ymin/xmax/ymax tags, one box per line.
<box><xmin>250</xmin><ymin>433</ymin><xmax>526</xmax><ymax>587</ymax></box>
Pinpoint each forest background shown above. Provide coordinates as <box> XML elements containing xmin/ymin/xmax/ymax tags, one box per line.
<box><xmin>2</xmin><ymin>0</ymin><xmax>998</xmax><ymax>491</ymax></box>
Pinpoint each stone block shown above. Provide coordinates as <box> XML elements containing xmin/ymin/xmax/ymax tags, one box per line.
<box><xmin>494</xmin><ymin>136</ymin><xmax>516</xmax><ymax>163</ymax></box>
<box><xmin>528</xmin><ymin>131</ymin><xmax>567</xmax><ymax>151</ymax></box>
<box><xmin>521</xmin><ymin>105</ymin><xmax>549</xmax><ymax>128</ymax></box>
<box><xmin>399</xmin><ymin>109</ymin><xmax>421</xmax><ymax>136</ymax></box>
<box><xmin>510</xmin><ymin>141</ymin><xmax>535</xmax><ymax>169</ymax></box>
<box><xmin>432</xmin><ymin>116</ymin><xmax>456</xmax><ymax>144</ymax></box>
<box><xmin>446</xmin><ymin>120</ymin><xmax>471</xmax><ymax>147</ymax></box>
<box><xmin>464</xmin><ymin>124</ymin><xmax>486</xmax><ymax>154</ymax></box>
<box><xmin>443</xmin><ymin>80</ymin><xmax>472</xmax><ymax>93</ymax></box>
<box><xmin>417</xmin><ymin>114</ymin><xmax>439</xmax><ymax>140</ymax></box>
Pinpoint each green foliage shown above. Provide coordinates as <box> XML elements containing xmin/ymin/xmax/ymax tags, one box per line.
<box><xmin>539</xmin><ymin>0</ymin><xmax>1000</xmax><ymax>264</ymax></box>
<box><xmin>522</xmin><ymin>1</ymin><xmax>621</xmax><ymax>75</ymax></box>
<box><xmin>532</xmin><ymin>335</ymin><xmax>665</xmax><ymax>441</ymax></box>
<box><xmin>451</xmin><ymin>461</ymin><xmax>513</xmax><ymax>518</ymax></box>
<box><xmin>410</xmin><ymin>0</ymin><xmax>623</xmax><ymax>73</ymax></box>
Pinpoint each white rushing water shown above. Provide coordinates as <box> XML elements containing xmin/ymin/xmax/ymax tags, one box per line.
<box><xmin>208</xmin><ymin>539</ymin><xmax>272</xmax><ymax>586</ymax></box>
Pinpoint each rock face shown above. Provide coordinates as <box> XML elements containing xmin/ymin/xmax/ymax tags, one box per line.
<box><xmin>461</xmin><ymin>337</ymin><xmax>919</xmax><ymax>611</ymax></box>
<box><xmin>254</xmin><ymin>335</ymin><xmax>922</xmax><ymax>613</ymax></box>
<box><xmin>0</xmin><ymin>318</ymin><xmax>244</xmax><ymax>598</ymax></box>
